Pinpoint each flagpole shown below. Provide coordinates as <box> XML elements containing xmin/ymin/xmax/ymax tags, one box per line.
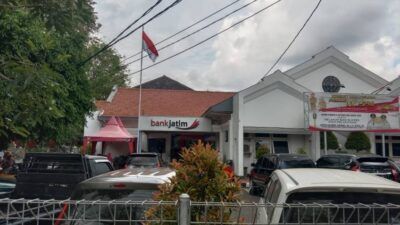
<box><xmin>136</xmin><ymin>25</ymin><xmax>144</xmax><ymax>154</ymax></box>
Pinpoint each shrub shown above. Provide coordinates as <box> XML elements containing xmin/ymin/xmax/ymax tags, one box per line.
<box><xmin>345</xmin><ymin>132</ymin><xmax>371</xmax><ymax>152</ymax></box>
<box><xmin>145</xmin><ymin>140</ymin><xmax>241</xmax><ymax>224</ymax></box>
<box><xmin>256</xmin><ymin>144</ymin><xmax>270</xmax><ymax>159</ymax></box>
<box><xmin>320</xmin><ymin>131</ymin><xmax>339</xmax><ymax>150</ymax></box>
<box><xmin>297</xmin><ymin>147</ymin><xmax>307</xmax><ymax>155</ymax></box>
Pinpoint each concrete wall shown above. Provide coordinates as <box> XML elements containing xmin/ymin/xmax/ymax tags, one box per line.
<box><xmin>242</xmin><ymin>89</ymin><xmax>304</xmax><ymax>129</ymax></box>
<box><xmin>295</xmin><ymin>64</ymin><xmax>376</xmax><ymax>93</ymax></box>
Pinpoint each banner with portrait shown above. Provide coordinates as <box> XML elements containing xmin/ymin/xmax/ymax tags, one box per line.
<box><xmin>305</xmin><ymin>93</ymin><xmax>400</xmax><ymax>132</ymax></box>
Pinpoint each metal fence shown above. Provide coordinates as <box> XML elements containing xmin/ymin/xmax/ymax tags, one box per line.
<box><xmin>1</xmin><ymin>195</ymin><xmax>400</xmax><ymax>225</ymax></box>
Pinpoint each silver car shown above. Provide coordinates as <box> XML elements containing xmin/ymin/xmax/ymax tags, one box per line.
<box><xmin>60</xmin><ymin>167</ymin><xmax>175</xmax><ymax>225</ymax></box>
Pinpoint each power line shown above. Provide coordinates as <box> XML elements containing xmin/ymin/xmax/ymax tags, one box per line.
<box><xmin>262</xmin><ymin>0</ymin><xmax>322</xmax><ymax>78</ymax></box>
<box><xmin>105</xmin><ymin>0</ymin><xmax>163</xmax><ymax>49</ymax></box>
<box><xmin>127</xmin><ymin>0</ymin><xmax>282</xmax><ymax>77</ymax></box>
<box><xmin>79</xmin><ymin>0</ymin><xmax>182</xmax><ymax>67</ymax></box>
<box><xmin>124</xmin><ymin>0</ymin><xmax>260</xmax><ymax>66</ymax></box>
<box><xmin>122</xmin><ymin>0</ymin><xmax>241</xmax><ymax>63</ymax></box>
<box><xmin>79</xmin><ymin>0</ymin><xmax>163</xmax><ymax>66</ymax></box>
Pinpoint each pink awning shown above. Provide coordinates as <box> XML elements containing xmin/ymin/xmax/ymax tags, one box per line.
<box><xmin>82</xmin><ymin>116</ymin><xmax>135</xmax><ymax>154</ymax></box>
<box><xmin>86</xmin><ymin>116</ymin><xmax>134</xmax><ymax>142</ymax></box>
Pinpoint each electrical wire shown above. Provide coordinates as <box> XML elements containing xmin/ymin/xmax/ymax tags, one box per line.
<box><xmin>127</xmin><ymin>0</ymin><xmax>282</xmax><ymax>76</ymax></box>
<box><xmin>262</xmin><ymin>0</ymin><xmax>322</xmax><ymax>78</ymax></box>
<box><xmin>122</xmin><ymin>0</ymin><xmax>241</xmax><ymax>63</ymax></box>
<box><xmin>79</xmin><ymin>0</ymin><xmax>182</xmax><ymax>66</ymax></box>
<box><xmin>124</xmin><ymin>0</ymin><xmax>260</xmax><ymax>66</ymax></box>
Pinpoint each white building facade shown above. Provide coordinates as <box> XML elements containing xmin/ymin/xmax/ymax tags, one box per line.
<box><xmin>217</xmin><ymin>46</ymin><xmax>390</xmax><ymax>176</ymax></box>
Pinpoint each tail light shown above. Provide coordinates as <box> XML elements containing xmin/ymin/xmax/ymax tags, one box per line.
<box><xmin>391</xmin><ymin>165</ymin><xmax>399</xmax><ymax>181</ymax></box>
<box><xmin>351</xmin><ymin>165</ymin><xmax>360</xmax><ymax>172</ymax></box>
<box><xmin>113</xmin><ymin>183</ymin><xmax>126</xmax><ymax>188</ymax></box>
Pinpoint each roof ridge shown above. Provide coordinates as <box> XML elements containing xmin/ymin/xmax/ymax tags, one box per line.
<box><xmin>120</xmin><ymin>87</ymin><xmax>236</xmax><ymax>94</ymax></box>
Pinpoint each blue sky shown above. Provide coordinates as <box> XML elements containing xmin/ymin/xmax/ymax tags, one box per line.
<box><xmin>94</xmin><ymin>0</ymin><xmax>400</xmax><ymax>91</ymax></box>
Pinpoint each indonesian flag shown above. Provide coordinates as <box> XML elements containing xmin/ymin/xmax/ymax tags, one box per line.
<box><xmin>142</xmin><ymin>31</ymin><xmax>159</xmax><ymax>62</ymax></box>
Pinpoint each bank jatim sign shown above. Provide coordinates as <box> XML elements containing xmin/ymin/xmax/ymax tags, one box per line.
<box><xmin>150</xmin><ymin>119</ymin><xmax>200</xmax><ymax>130</ymax></box>
<box><xmin>305</xmin><ymin>93</ymin><xmax>400</xmax><ymax>132</ymax></box>
<box><xmin>141</xmin><ymin>116</ymin><xmax>212</xmax><ymax>132</ymax></box>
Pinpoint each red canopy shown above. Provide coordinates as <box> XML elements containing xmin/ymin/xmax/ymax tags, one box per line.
<box><xmin>82</xmin><ymin>116</ymin><xmax>135</xmax><ymax>155</ymax></box>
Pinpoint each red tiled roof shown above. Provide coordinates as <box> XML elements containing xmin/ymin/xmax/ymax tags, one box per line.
<box><xmin>95</xmin><ymin>88</ymin><xmax>235</xmax><ymax>117</ymax></box>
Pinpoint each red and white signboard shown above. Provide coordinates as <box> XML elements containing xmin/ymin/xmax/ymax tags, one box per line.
<box><xmin>305</xmin><ymin>93</ymin><xmax>400</xmax><ymax>132</ymax></box>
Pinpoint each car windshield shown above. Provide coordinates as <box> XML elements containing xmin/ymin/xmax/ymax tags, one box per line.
<box><xmin>128</xmin><ymin>155</ymin><xmax>158</xmax><ymax>167</ymax></box>
<box><xmin>280</xmin><ymin>192</ymin><xmax>400</xmax><ymax>224</ymax></box>
<box><xmin>280</xmin><ymin>159</ymin><xmax>315</xmax><ymax>168</ymax></box>
<box><xmin>71</xmin><ymin>189</ymin><xmax>156</xmax><ymax>225</ymax></box>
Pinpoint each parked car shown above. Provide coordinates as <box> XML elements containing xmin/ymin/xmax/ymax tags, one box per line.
<box><xmin>249</xmin><ymin>154</ymin><xmax>315</xmax><ymax>193</ymax></box>
<box><xmin>256</xmin><ymin>168</ymin><xmax>400</xmax><ymax>224</ymax></box>
<box><xmin>11</xmin><ymin>153</ymin><xmax>114</xmax><ymax>200</ymax></box>
<box><xmin>126</xmin><ymin>153</ymin><xmax>163</xmax><ymax>168</ymax></box>
<box><xmin>316</xmin><ymin>154</ymin><xmax>399</xmax><ymax>182</ymax></box>
<box><xmin>57</xmin><ymin>167</ymin><xmax>175</xmax><ymax>225</ymax></box>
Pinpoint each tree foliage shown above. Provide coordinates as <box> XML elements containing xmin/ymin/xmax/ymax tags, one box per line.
<box><xmin>0</xmin><ymin>9</ymin><xmax>94</xmax><ymax>145</ymax></box>
<box><xmin>345</xmin><ymin>132</ymin><xmax>371</xmax><ymax>152</ymax></box>
<box><xmin>85</xmin><ymin>39</ymin><xmax>128</xmax><ymax>100</ymax></box>
<box><xmin>0</xmin><ymin>1</ymin><xmax>128</xmax><ymax>147</ymax></box>
<box><xmin>145</xmin><ymin>141</ymin><xmax>241</xmax><ymax>224</ymax></box>
<box><xmin>320</xmin><ymin>131</ymin><xmax>339</xmax><ymax>150</ymax></box>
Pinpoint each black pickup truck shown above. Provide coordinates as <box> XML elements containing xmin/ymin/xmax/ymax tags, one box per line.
<box><xmin>11</xmin><ymin>153</ymin><xmax>114</xmax><ymax>200</ymax></box>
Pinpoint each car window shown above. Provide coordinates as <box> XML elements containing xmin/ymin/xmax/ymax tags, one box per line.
<box><xmin>93</xmin><ymin>162</ymin><xmax>112</xmax><ymax>176</ymax></box>
<box><xmin>339</xmin><ymin>156</ymin><xmax>353</xmax><ymax>165</ymax></box>
<box><xmin>256</xmin><ymin>157</ymin><xmax>264</xmax><ymax>167</ymax></box>
<box><xmin>281</xmin><ymin>192</ymin><xmax>400</xmax><ymax>224</ymax></box>
<box><xmin>317</xmin><ymin>157</ymin><xmax>339</xmax><ymax>167</ymax></box>
<box><xmin>265</xmin><ymin>178</ymin><xmax>279</xmax><ymax>218</ymax></box>
<box><xmin>261</xmin><ymin>157</ymin><xmax>270</xmax><ymax>169</ymax></box>
<box><xmin>269</xmin><ymin>157</ymin><xmax>276</xmax><ymax>169</ymax></box>
<box><xmin>280</xmin><ymin>158</ymin><xmax>315</xmax><ymax>169</ymax></box>
<box><xmin>128</xmin><ymin>155</ymin><xmax>158</xmax><ymax>167</ymax></box>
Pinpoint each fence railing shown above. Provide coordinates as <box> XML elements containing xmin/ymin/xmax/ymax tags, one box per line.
<box><xmin>1</xmin><ymin>195</ymin><xmax>400</xmax><ymax>225</ymax></box>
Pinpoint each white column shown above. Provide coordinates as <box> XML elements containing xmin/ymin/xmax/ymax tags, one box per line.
<box><xmin>237</xmin><ymin>123</ymin><xmax>244</xmax><ymax>176</ymax></box>
<box><xmin>228</xmin><ymin>119</ymin><xmax>234</xmax><ymax>160</ymax></box>
<box><xmin>218</xmin><ymin>129</ymin><xmax>224</xmax><ymax>160</ymax></box>
<box><xmin>310</xmin><ymin>131</ymin><xmax>321</xmax><ymax>160</ymax></box>
<box><xmin>369</xmin><ymin>133</ymin><xmax>376</xmax><ymax>154</ymax></box>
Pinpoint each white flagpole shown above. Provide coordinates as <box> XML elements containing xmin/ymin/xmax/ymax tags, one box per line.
<box><xmin>136</xmin><ymin>25</ymin><xmax>144</xmax><ymax>154</ymax></box>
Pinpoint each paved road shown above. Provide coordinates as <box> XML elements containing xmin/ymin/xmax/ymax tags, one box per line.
<box><xmin>233</xmin><ymin>189</ymin><xmax>262</xmax><ymax>223</ymax></box>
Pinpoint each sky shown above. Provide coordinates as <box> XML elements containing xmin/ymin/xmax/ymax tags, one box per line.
<box><xmin>94</xmin><ymin>0</ymin><xmax>400</xmax><ymax>92</ymax></box>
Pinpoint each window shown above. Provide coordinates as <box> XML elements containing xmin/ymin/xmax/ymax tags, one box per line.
<box><xmin>93</xmin><ymin>162</ymin><xmax>112</xmax><ymax>176</ymax></box>
<box><xmin>148</xmin><ymin>138</ymin><xmax>166</xmax><ymax>153</ymax></box>
<box><xmin>273</xmin><ymin>141</ymin><xmax>289</xmax><ymax>153</ymax></box>
<box><xmin>393</xmin><ymin>144</ymin><xmax>400</xmax><ymax>156</ymax></box>
<box><xmin>255</xmin><ymin>133</ymin><xmax>270</xmax><ymax>138</ymax></box>
<box><xmin>273</xmin><ymin>134</ymin><xmax>288</xmax><ymax>138</ymax></box>
<box><xmin>225</xmin><ymin>130</ymin><xmax>229</xmax><ymax>142</ymax></box>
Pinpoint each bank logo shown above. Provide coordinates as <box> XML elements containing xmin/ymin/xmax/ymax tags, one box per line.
<box><xmin>150</xmin><ymin>119</ymin><xmax>200</xmax><ymax>130</ymax></box>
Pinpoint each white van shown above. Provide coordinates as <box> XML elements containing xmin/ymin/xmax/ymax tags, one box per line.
<box><xmin>256</xmin><ymin>168</ymin><xmax>400</xmax><ymax>224</ymax></box>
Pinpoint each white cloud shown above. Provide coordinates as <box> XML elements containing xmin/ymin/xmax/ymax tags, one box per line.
<box><xmin>94</xmin><ymin>0</ymin><xmax>400</xmax><ymax>91</ymax></box>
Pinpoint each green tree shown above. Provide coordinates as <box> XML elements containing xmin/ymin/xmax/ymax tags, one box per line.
<box><xmin>85</xmin><ymin>39</ymin><xmax>128</xmax><ymax>100</ymax></box>
<box><xmin>320</xmin><ymin>131</ymin><xmax>339</xmax><ymax>150</ymax></box>
<box><xmin>345</xmin><ymin>132</ymin><xmax>371</xmax><ymax>152</ymax></box>
<box><xmin>0</xmin><ymin>9</ymin><xmax>93</xmax><ymax>146</ymax></box>
<box><xmin>145</xmin><ymin>141</ymin><xmax>241</xmax><ymax>224</ymax></box>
